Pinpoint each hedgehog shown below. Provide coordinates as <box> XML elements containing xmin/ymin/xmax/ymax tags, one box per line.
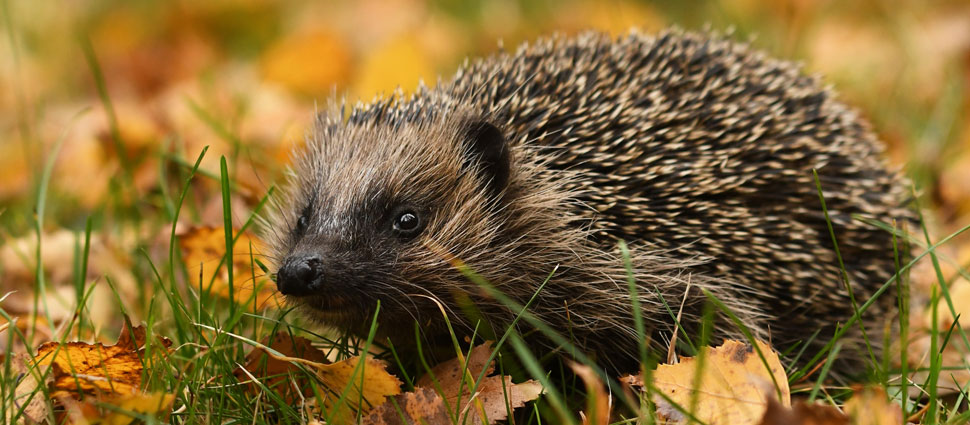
<box><xmin>266</xmin><ymin>29</ymin><xmax>914</xmax><ymax>374</ymax></box>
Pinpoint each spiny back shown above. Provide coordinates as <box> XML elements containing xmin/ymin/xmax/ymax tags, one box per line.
<box><xmin>444</xmin><ymin>30</ymin><xmax>911</xmax><ymax>359</ymax></box>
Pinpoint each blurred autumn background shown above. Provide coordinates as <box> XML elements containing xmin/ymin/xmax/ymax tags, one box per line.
<box><xmin>2</xmin><ymin>0</ymin><xmax>970</xmax><ymax>375</ymax></box>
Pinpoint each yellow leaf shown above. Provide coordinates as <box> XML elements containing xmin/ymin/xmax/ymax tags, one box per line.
<box><xmin>234</xmin><ymin>332</ymin><xmax>402</xmax><ymax>425</ymax></box>
<box><xmin>353</xmin><ymin>35</ymin><xmax>434</xmax><ymax>99</ymax></box>
<box><xmin>261</xmin><ymin>31</ymin><xmax>352</xmax><ymax>95</ymax></box>
<box><xmin>59</xmin><ymin>391</ymin><xmax>176</xmax><ymax>425</ymax></box>
<box><xmin>179</xmin><ymin>226</ymin><xmax>282</xmax><ymax>308</ymax></box>
<box><xmin>842</xmin><ymin>386</ymin><xmax>903</xmax><ymax>425</ymax></box>
<box><xmin>624</xmin><ymin>340</ymin><xmax>790</xmax><ymax>425</ymax></box>
<box><xmin>316</xmin><ymin>356</ymin><xmax>403</xmax><ymax>424</ymax></box>
<box><xmin>103</xmin><ymin>392</ymin><xmax>176</xmax><ymax>425</ymax></box>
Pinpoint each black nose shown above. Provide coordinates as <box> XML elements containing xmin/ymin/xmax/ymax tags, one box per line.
<box><xmin>276</xmin><ymin>254</ymin><xmax>324</xmax><ymax>296</ymax></box>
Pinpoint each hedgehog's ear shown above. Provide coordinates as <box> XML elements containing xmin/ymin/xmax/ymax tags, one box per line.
<box><xmin>462</xmin><ymin>120</ymin><xmax>510</xmax><ymax>199</ymax></box>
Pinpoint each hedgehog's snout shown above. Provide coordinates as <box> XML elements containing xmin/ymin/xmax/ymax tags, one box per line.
<box><xmin>276</xmin><ymin>253</ymin><xmax>324</xmax><ymax>297</ymax></box>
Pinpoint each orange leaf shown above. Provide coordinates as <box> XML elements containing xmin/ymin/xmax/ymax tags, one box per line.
<box><xmin>261</xmin><ymin>31</ymin><xmax>352</xmax><ymax>96</ymax></box>
<box><xmin>33</xmin><ymin>321</ymin><xmax>172</xmax><ymax>400</ymax></box>
<box><xmin>571</xmin><ymin>362</ymin><xmax>610</xmax><ymax>425</ymax></box>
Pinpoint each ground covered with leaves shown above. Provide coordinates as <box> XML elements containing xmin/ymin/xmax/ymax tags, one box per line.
<box><xmin>1</xmin><ymin>0</ymin><xmax>970</xmax><ymax>423</ymax></box>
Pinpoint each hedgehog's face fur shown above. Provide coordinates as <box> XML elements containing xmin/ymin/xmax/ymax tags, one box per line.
<box><xmin>267</xmin><ymin>105</ymin><xmax>517</xmax><ymax>341</ymax></box>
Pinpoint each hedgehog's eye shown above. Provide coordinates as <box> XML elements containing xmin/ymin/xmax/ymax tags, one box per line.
<box><xmin>392</xmin><ymin>209</ymin><xmax>422</xmax><ymax>237</ymax></box>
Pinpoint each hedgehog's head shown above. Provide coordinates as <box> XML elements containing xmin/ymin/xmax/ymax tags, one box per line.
<box><xmin>266</xmin><ymin>102</ymin><xmax>521</xmax><ymax>341</ymax></box>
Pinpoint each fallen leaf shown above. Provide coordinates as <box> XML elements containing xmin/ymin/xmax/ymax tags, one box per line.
<box><xmin>4</xmin><ymin>352</ymin><xmax>50</xmax><ymax>424</ymax></box>
<box><xmin>361</xmin><ymin>387</ymin><xmax>452</xmax><ymax>425</ymax></box>
<box><xmin>233</xmin><ymin>331</ymin><xmax>403</xmax><ymax>425</ymax></box>
<box><xmin>233</xmin><ymin>332</ymin><xmax>331</xmax><ymax>403</ymax></box>
<box><xmin>623</xmin><ymin>340</ymin><xmax>790</xmax><ymax>425</ymax></box>
<box><xmin>370</xmin><ymin>342</ymin><xmax>543</xmax><ymax>425</ymax></box>
<box><xmin>32</xmin><ymin>320</ymin><xmax>172</xmax><ymax>400</ymax></box>
<box><xmin>353</xmin><ymin>34</ymin><xmax>434</xmax><ymax>99</ymax></box>
<box><xmin>806</xmin><ymin>20</ymin><xmax>900</xmax><ymax>100</ymax></box>
<box><xmin>759</xmin><ymin>397</ymin><xmax>849</xmax><ymax>425</ymax></box>
<box><xmin>906</xmin><ymin>275</ymin><xmax>970</xmax><ymax>395</ymax></box>
<box><xmin>571</xmin><ymin>362</ymin><xmax>610</xmax><ymax>425</ymax></box>
<box><xmin>316</xmin><ymin>356</ymin><xmax>404</xmax><ymax>424</ymax></box>
<box><xmin>758</xmin><ymin>386</ymin><xmax>902</xmax><ymax>425</ymax></box>
<box><xmin>0</xmin><ymin>139</ymin><xmax>30</xmax><ymax>199</ymax></box>
<box><xmin>105</xmin><ymin>392</ymin><xmax>177</xmax><ymax>425</ymax></box>
<box><xmin>0</xmin><ymin>228</ymin><xmax>135</xmax><ymax>349</ymax></box>
<box><xmin>923</xmin><ymin>278</ymin><xmax>970</xmax><ymax>331</ymax></box>
<box><xmin>60</xmin><ymin>392</ymin><xmax>177</xmax><ymax>425</ymax></box>
<box><xmin>178</xmin><ymin>226</ymin><xmax>282</xmax><ymax>308</ymax></box>
<box><xmin>261</xmin><ymin>31</ymin><xmax>352</xmax><ymax>96</ymax></box>
<box><xmin>938</xmin><ymin>154</ymin><xmax>970</xmax><ymax>217</ymax></box>
<box><xmin>842</xmin><ymin>386</ymin><xmax>904</xmax><ymax>425</ymax></box>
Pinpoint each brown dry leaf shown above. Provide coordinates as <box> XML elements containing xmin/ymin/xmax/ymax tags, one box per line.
<box><xmin>233</xmin><ymin>332</ymin><xmax>331</xmax><ymax>404</ymax></box>
<box><xmin>261</xmin><ymin>31</ymin><xmax>352</xmax><ymax>95</ymax></box>
<box><xmin>4</xmin><ymin>352</ymin><xmax>50</xmax><ymax>423</ymax></box>
<box><xmin>623</xmin><ymin>339</ymin><xmax>790</xmax><ymax>425</ymax></box>
<box><xmin>570</xmin><ymin>362</ymin><xmax>610</xmax><ymax>425</ymax></box>
<box><xmin>759</xmin><ymin>386</ymin><xmax>901</xmax><ymax>425</ymax></box>
<box><xmin>361</xmin><ymin>387</ymin><xmax>452</xmax><ymax>425</ymax></box>
<box><xmin>373</xmin><ymin>341</ymin><xmax>543</xmax><ymax>425</ymax></box>
<box><xmin>32</xmin><ymin>320</ymin><xmax>172</xmax><ymax>400</ymax></box>
<box><xmin>759</xmin><ymin>397</ymin><xmax>849</xmax><ymax>425</ymax></box>
<box><xmin>842</xmin><ymin>386</ymin><xmax>903</xmax><ymax>425</ymax></box>
<box><xmin>178</xmin><ymin>226</ymin><xmax>282</xmax><ymax>308</ymax></box>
